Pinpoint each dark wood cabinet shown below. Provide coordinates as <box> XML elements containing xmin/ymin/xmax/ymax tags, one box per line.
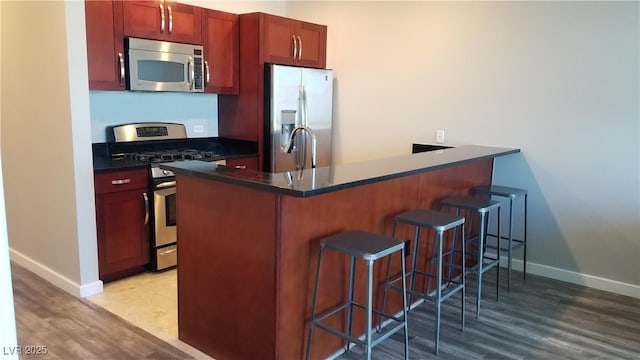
<box><xmin>85</xmin><ymin>0</ymin><xmax>125</xmax><ymax>90</ymax></box>
<box><xmin>123</xmin><ymin>0</ymin><xmax>202</xmax><ymax>44</ymax></box>
<box><xmin>202</xmin><ymin>9</ymin><xmax>239</xmax><ymax>94</ymax></box>
<box><xmin>225</xmin><ymin>157</ymin><xmax>259</xmax><ymax>171</ymax></box>
<box><xmin>262</xmin><ymin>13</ymin><xmax>326</xmax><ymax>69</ymax></box>
<box><xmin>218</xmin><ymin>13</ymin><xmax>327</xmax><ymax>170</ymax></box>
<box><xmin>94</xmin><ymin>168</ymin><xmax>150</xmax><ymax>282</ymax></box>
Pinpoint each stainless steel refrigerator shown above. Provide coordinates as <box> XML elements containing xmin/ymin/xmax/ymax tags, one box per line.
<box><xmin>265</xmin><ymin>64</ymin><xmax>334</xmax><ymax>173</ymax></box>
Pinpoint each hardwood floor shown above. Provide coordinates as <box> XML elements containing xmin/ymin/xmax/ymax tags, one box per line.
<box><xmin>10</xmin><ymin>262</ymin><xmax>640</xmax><ymax>360</ymax></box>
<box><xmin>10</xmin><ymin>263</ymin><xmax>193</xmax><ymax>360</ymax></box>
<box><xmin>334</xmin><ymin>269</ymin><xmax>640</xmax><ymax>359</ymax></box>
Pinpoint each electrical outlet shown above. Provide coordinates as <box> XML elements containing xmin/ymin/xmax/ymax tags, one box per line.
<box><xmin>193</xmin><ymin>125</ymin><xmax>204</xmax><ymax>134</ymax></box>
<box><xmin>435</xmin><ymin>130</ymin><xmax>445</xmax><ymax>144</ymax></box>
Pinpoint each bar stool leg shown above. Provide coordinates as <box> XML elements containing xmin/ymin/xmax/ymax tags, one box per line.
<box><xmin>460</xmin><ymin>223</ymin><xmax>466</xmax><ymax>332</ymax></box>
<box><xmin>434</xmin><ymin>230</ymin><xmax>443</xmax><ymax>355</ymax></box>
<box><xmin>306</xmin><ymin>246</ymin><xmax>323</xmax><ymax>360</ymax></box>
<box><xmin>495</xmin><ymin>208</ymin><xmax>501</xmax><ymax>300</ymax></box>
<box><xmin>365</xmin><ymin>259</ymin><xmax>373</xmax><ymax>360</ymax></box>
<box><xmin>476</xmin><ymin>212</ymin><xmax>485</xmax><ymax>319</ymax></box>
<box><xmin>507</xmin><ymin>196</ymin><xmax>514</xmax><ymax>292</ymax></box>
<box><xmin>345</xmin><ymin>256</ymin><xmax>357</xmax><ymax>352</ymax></box>
<box><xmin>523</xmin><ymin>194</ymin><xmax>528</xmax><ymax>280</ymax></box>
<box><xmin>400</xmin><ymin>249</ymin><xmax>409</xmax><ymax>360</ymax></box>
<box><xmin>408</xmin><ymin>227</ymin><xmax>420</xmax><ymax>310</ymax></box>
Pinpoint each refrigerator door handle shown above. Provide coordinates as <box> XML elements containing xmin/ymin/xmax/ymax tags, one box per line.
<box><xmin>301</xmin><ymin>84</ymin><xmax>309</xmax><ymax>127</ymax></box>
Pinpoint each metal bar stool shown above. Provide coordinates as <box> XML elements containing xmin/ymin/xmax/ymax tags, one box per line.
<box><xmin>440</xmin><ymin>196</ymin><xmax>500</xmax><ymax>319</ymax></box>
<box><xmin>474</xmin><ymin>185</ymin><xmax>528</xmax><ymax>291</ymax></box>
<box><xmin>306</xmin><ymin>230</ymin><xmax>409</xmax><ymax>360</ymax></box>
<box><xmin>381</xmin><ymin>209</ymin><xmax>465</xmax><ymax>355</ymax></box>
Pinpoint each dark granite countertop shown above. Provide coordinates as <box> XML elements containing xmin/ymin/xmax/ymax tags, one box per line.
<box><xmin>161</xmin><ymin>145</ymin><xmax>520</xmax><ymax>198</ymax></box>
<box><xmin>93</xmin><ymin>137</ymin><xmax>258</xmax><ymax>172</ymax></box>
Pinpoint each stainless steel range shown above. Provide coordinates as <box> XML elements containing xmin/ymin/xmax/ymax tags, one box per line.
<box><xmin>107</xmin><ymin>122</ymin><xmax>224</xmax><ymax>271</ymax></box>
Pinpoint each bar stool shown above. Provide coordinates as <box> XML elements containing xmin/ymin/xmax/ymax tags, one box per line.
<box><xmin>381</xmin><ymin>209</ymin><xmax>466</xmax><ymax>355</ymax></box>
<box><xmin>440</xmin><ymin>196</ymin><xmax>500</xmax><ymax>319</ymax></box>
<box><xmin>306</xmin><ymin>230</ymin><xmax>409</xmax><ymax>360</ymax></box>
<box><xmin>474</xmin><ymin>185</ymin><xmax>528</xmax><ymax>291</ymax></box>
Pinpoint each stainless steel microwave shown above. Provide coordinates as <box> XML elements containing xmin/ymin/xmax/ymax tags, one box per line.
<box><xmin>126</xmin><ymin>37</ymin><xmax>204</xmax><ymax>92</ymax></box>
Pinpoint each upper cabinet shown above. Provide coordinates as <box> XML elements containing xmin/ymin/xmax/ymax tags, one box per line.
<box><xmin>262</xmin><ymin>13</ymin><xmax>326</xmax><ymax>69</ymax></box>
<box><xmin>202</xmin><ymin>9</ymin><xmax>239</xmax><ymax>95</ymax></box>
<box><xmin>85</xmin><ymin>0</ymin><xmax>125</xmax><ymax>91</ymax></box>
<box><xmin>123</xmin><ymin>0</ymin><xmax>202</xmax><ymax>45</ymax></box>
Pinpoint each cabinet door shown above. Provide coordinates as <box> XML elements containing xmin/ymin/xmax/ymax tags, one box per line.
<box><xmin>95</xmin><ymin>189</ymin><xmax>150</xmax><ymax>281</ymax></box>
<box><xmin>85</xmin><ymin>0</ymin><xmax>125</xmax><ymax>90</ymax></box>
<box><xmin>123</xmin><ymin>0</ymin><xmax>201</xmax><ymax>44</ymax></box>
<box><xmin>202</xmin><ymin>9</ymin><xmax>238</xmax><ymax>94</ymax></box>
<box><xmin>123</xmin><ymin>0</ymin><xmax>165</xmax><ymax>42</ymax></box>
<box><xmin>263</xmin><ymin>15</ymin><xmax>296</xmax><ymax>66</ymax></box>
<box><xmin>225</xmin><ymin>157</ymin><xmax>259</xmax><ymax>171</ymax></box>
<box><xmin>295</xmin><ymin>22</ymin><xmax>326</xmax><ymax>69</ymax></box>
<box><xmin>165</xmin><ymin>2</ymin><xmax>202</xmax><ymax>44</ymax></box>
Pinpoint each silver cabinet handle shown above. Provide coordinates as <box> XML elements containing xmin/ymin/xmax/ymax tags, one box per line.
<box><xmin>159</xmin><ymin>3</ymin><xmax>165</xmax><ymax>33</ymax></box>
<box><xmin>143</xmin><ymin>192</ymin><xmax>149</xmax><ymax>225</ymax></box>
<box><xmin>111</xmin><ymin>178</ymin><xmax>131</xmax><ymax>185</ymax></box>
<box><xmin>292</xmin><ymin>35</ymin><xmax>298</xmax><ymax>61</ymax></box>
<box><xmin>234</xmin><ymin>165</ymin><xmax>247</xmax><ymax>169</ymax></box>
<box><xmin>168</xmin><ymin>5</ymin><xmax>173</xmax><ymax>34</ymax></box>
<box><xmin>118</xmin><ymin>52</ymin><xmax>125</xmax><ymax>85</ymax></box>
<box><xmin>157</xmin><ymin>181</ymin><xmax>176</xmax><ymax>188</ymax></box>
<box><xmin>297</xmin><ymin>35</ymin><xmax>302</xmax><ymax>61</ymax></box>
<box><xmin>204</xmin><ymin>60</ymin><xmax>210</xmax><ymax>87</ymax></box>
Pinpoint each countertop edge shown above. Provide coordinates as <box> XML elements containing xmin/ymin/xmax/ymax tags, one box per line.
<box><xmin>163</xmin><ymin>145</ymin><xmax>520</xmax><ymax>197</ymax></box>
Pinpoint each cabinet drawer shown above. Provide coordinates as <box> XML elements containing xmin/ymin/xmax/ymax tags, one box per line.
<box><xmin>225</xmin><ymin>157</ymin><xmax>259</xmax><ymax>171</ymax></box>
<box><xmin>95</xmin><ymin>168</ymin><xmax>149</xmax><ymax>194</ymax></box>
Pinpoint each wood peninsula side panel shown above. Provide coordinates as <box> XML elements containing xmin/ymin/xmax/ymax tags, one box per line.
<box><xmin>176</xmin><ymin>175</ymin><xmax>278</xmax><ymax>360</ymax></box>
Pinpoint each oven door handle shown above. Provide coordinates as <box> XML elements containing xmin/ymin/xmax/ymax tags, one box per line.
<box><xmin>143</xmin><ymin>192</ymin><xmax>149</xmax><ymax>225</ymax></box>
<box><xmin>156</xmin><ymin>181</ymin><xmax>176</xmax><ymax>188</ymax></box>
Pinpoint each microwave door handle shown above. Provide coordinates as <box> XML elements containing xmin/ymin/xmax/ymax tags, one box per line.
<box><xmin>187</xmin><ymin>57</ymin><xmax>194</xmax><ymax>90</ymax></box>
<box><xmin>159</xmin><ymin>3</ymin><xmax>165</xmax><ymax>33</ymax></box>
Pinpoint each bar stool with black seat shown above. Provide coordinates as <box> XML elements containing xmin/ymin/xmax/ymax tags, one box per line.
<box><xmin>381</xmin><ymin>209</ymin><xmax>466</xmax><ymax>355</ymax></box>
<box><xmin>306</xmin><ymin>230</ymin><xmax>409</xmax><ymax>360</ymax></box>
<box><xmin>474</xmin><ymin>185</ymin><xmax>528</xmax><ymax>291</ymax></box>
<box><xmin>440</xmin><ymin>196</ymin><xmax>501</xmax><ymax>319</ymax></box>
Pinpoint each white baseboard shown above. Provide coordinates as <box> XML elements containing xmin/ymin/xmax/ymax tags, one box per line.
<box><xmin>496</xmin><ymin>255</ymin><xmax>640</xmax><ymax>299</ymax></box>
<box><xmin>10</xmin><ymin>249</ymin><xmax>102</xmax><ymax>298</ymax></box>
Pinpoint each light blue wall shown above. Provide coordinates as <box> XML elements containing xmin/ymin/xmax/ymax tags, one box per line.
<box><xmin>89</xmin><ymin>91</ymin><xmax>218</xmax><ymax>142</ymax></box>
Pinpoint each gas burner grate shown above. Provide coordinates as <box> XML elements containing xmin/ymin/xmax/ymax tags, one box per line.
<box><xmin>120</xmin><ymin>149</ymin><xmax>219</xmax><ymax>163</ymax></box>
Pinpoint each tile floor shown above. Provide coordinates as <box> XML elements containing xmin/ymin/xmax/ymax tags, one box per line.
<box><xmin>87</xmin><ymin>269</ymin><xmax>213</xmax><ymax>359</ymax></box>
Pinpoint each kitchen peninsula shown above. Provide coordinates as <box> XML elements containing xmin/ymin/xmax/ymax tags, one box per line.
<box><xmin>162</xmin><ymin>145</ymin><xmax>519</xmax><ymax>360</ymax></box>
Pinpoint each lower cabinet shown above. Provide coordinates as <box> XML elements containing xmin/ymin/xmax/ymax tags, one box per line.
<box><xmin>94</xmin><ymin>168</ymin><xmax>150</xmax><ymax>282</ymax></box>
<box><xmin>225</xmin><ymin>156</ymin><xmax>259</xmax><ymax>170</ymax></box>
